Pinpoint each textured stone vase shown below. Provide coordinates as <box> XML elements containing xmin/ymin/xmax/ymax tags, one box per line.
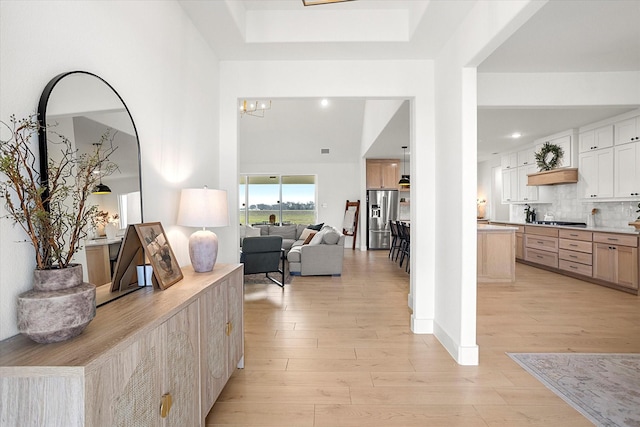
<box><xmin>17</xmin><ymin>264</ymin><xmax>96</xmax><ymax>344</ymax></box>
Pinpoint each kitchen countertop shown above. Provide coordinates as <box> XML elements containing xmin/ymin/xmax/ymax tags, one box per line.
<box><xmin>489</xmin><ymin>220</ymin><xmax>639</xmax><ymax>235</ymax></box>
<box><xmin>477</xmin><ymin>224</ymin><xmax>518</xmax><ymax>232</ymax></box>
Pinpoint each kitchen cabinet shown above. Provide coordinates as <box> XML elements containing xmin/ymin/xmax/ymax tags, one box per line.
<box><xmin>558</xmin><ymin>229</ymin><xmax>593</xmax><ymax>277</ymax></box>
<box><xmin>517</xmin><ymin>164</ymin><xmax>539</xmax><ymax>202</ymax></box>
<box><xmin>501</xmin><ymin>168</ymin><xmax>518</xmax><ymax>203</ymax></box>
<box><xmin>501</xmin><ymin>152</ymin><xmax>518</xmax><ymax>170</ymax></box>
<box><xmin>517</xmin><ymin>148</ymin><xmax>535</xmax><ymax>167</ymax></box>
<box><xmin>0</xmin><ymin>264</ymin><xmax>244</xmax><ymax>426</ymax></box>
<box><xmin>579</xmin><ymin>125</ymin><xmax>614</xmax><ymax>153</ymax></box>
<box><xmin>614</xmin><ymin>140</ymin><xmax>640</xmax><ymax>197</ymax></box>
<box><xmin>477</xmin><ymin>225</ymin><xmax>516</xmax><ymax>283</ymax></box>
<box><xmin>524</xmin><ymin>226</ymin><xmax>559</xmax><ymax>269</ymax></box>
<box><xmin>578</xmin><ymin>147</ymin><xmax>614</xmax><ymax>199</ymax></box>
<box><xmin>614</xmin><ymin>116</ymin><xmax>640</xmax><ymax>145</ymax></box>
<box><xmin>593</xmin><ymin>233</ymin><xmax>638</xmax><ymax>290</ymax></box>
<box><xmin>366</xmin><ymin>159</ymin><xmax>400</xmax><ymax>189</ymax></box>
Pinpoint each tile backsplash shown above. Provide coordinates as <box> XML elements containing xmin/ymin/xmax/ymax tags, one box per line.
<box><xmin>510</xmin><ymin>184</ymin><xmax>639</xmax><ymax>229</ymax></box>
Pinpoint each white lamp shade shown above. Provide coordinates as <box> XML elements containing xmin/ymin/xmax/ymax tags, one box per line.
<box><xmin>177</xmin><ymin>188</ymin><xmax>229</xmax><ymax>228</ymax></box>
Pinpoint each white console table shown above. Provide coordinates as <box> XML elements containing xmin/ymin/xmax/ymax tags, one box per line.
<box><xmin>0</xmin><ymin>263</ymin><xmax>244</xmax><ymax>426</ymax></box>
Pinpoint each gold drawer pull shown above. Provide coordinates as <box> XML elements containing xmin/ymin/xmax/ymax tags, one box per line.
<box><xmin>160</xmin><ymin>393</ymin><xmax>172</xmax><ymax>418</ymax></box>
<box><xmin>226</xmin><ymin>321</ymin><xmax>233</xmax><ymax>336</ymax></box>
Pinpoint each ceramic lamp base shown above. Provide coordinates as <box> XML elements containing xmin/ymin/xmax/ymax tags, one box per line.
<box><xmin>189</xmin><ymin>229</ymin><xmax>219</xmax><ymax>272</ymax></box>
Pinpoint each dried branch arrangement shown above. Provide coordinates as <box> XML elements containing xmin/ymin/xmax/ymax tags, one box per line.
<box><xmin>0</xmin><ymin>114</ymin><xmax>117</xmax><ymax>269</ymax></box>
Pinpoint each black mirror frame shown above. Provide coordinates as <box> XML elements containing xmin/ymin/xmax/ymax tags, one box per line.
<box><xmin>37</xmin><ymin>70</ymin><xmax>143</xmax><ymax>220</ymax></box>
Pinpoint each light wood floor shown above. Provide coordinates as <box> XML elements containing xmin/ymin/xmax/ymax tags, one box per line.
<box><xmin>206</xmin><ymin>250</ymin><xmax>640</xmax><ymax>426</ymax></box>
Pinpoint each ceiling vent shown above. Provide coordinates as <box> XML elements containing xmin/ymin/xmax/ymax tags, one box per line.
<box><xmin>321</xmin><ymin>148</ymin><xmax>330</xmax><ymax>154</ymax></box>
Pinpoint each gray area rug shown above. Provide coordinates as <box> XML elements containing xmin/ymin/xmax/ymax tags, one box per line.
<box><xmin>508</xmin><ymin>353</ymin><xmax>640</xmax><ymax>427</ymax></box>
<box><xmin>243</xmin><ymin>261</ymin><xmax>292</xmax><ymax>285</ymax></box>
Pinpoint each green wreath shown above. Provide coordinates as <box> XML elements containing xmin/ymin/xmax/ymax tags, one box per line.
<box><xmin>535</xmin><ymin>142</ymin><xmax>564</xmax><ymax>171</ymax></box>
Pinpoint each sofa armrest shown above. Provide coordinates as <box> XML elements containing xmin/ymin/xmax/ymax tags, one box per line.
<box><xmin>299</xmin><ymin>242</ymin><xmax>344</xmax><ymax>275</ymax></box>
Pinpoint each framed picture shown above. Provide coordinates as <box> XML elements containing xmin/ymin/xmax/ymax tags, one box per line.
<box><xmin>134</xmin><ymin>222</ymin><xmax>183</xmax><ymax>290</ymax></box>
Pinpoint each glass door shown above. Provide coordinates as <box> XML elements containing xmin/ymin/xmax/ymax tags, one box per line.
<box><xmin>281</xmin><ymin>175</ymin><xmax>316</xmax><ymax>225</ymax></box>
<box><xmin>246</xmin><ymin>175</ymin><xmax>281</xmax><ymax>225</ymax></box>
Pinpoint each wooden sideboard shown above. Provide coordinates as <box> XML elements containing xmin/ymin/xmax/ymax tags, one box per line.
<box><xmin>0</xmin><ymin>263</ymin><xmax>243</xmax><ymax>426</ymax></box>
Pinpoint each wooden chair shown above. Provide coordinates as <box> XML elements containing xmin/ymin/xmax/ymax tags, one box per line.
<box><xmin>240</xmin><ymin>236</ymin><xmax>285</xmax><ymax>287</ymax></box>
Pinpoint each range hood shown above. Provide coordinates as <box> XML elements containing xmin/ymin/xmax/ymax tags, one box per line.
<box><xmin>527</xmin><ymin>168</ymin><xmax>578</xmax><ymax>186</ymax></box>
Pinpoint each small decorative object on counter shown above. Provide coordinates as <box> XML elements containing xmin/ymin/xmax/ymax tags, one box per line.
<box><xmin>534</xmin><ymin>142</ymin><xmax>564</xmax><ymax>171</ymax></box>
<box><xmin>630</xmin><ymin>203</ymin><xmax>640</xmax><ymax>230</ymax></box>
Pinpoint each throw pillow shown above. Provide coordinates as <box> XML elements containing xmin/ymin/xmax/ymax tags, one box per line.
<box><xmin>303</xmin><ymin>231</ymin><xmax>317</xmax><ymax>245</ymax></box>
<box><xmin>307</xmin><ymin>223</ymin><xmax>324</xmax><ymax>231</ymax></box>
<box><xmin>246</xmin><ymin>226</ymin><xmax>261</xmax><ymax>237</ymax></box>
<box><xmin>299</xmin><ymin>228</ymin><xmax>315</xmax><ymax>241</ymax></box>
<box><xmin>322</xmin><ymin>229</ymin><xmax>341</xmax><ymax>245</ymax></box>
<box><xmin>270</xmin><ymin>225</ymin><xmax>297</xmax><ymax>240</ymax></box>
<box><xmin>308</xmin><ymin>229</ymin><xmax>325</xmax><ymax>245</ymax></box>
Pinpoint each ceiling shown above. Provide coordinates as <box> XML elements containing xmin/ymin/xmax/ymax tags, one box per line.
<box><xmin>180</xmin><ymin>0</ymin><xmax>640</xmax><ymax>161</ymax></box>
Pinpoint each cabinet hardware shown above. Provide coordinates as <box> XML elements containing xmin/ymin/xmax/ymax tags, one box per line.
<box><xmin>536</xmin><ymin>255</ymin><xmax>543</xmax><ymax>259</ymax></box>
<box><xmin>607</xmin><ymin>238</ymin><xmax>619</xmax><ymax>241</ymax></box>
<box><xmin>226</xmin><ymin>321</ymin><xmax>233</xmax><ymax>336</ymax></box>
<box><xmin>569</xmin><ymin>244</ymin><xmax>578</xmax><ymax>247</ymax></box>
<box><xmin>570</xmin><ymin>265</ymin><xmax>578</xmax><ymax>269</ymax></box>
<box><xmin>570</xmin><ymin>234</ymin><xmax>578</xmax><ymax>237</ymax></box>
<box><xmin>570</xmin><ymin>255</ymin><xmax>577</xmax><ymax>258</ymax></box>
<box><xmin>160</xmin><ymin>393</ymin><xmax>173</xmax><ymax>418</ymax></box>
<box><xmin>537</xmin><ymin>241</ymin><xmax>545</xmax><ymax>244</ymax></box>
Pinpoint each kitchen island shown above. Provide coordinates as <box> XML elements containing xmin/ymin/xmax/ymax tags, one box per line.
<box><xmin>477</xmin><ymin>224</ymin><xmax>517</xmax><ymax>283</ymax></box>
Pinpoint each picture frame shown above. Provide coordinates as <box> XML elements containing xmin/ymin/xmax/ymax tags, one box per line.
<box><xmin>134</xmin><ymin>222</ymin><xmax>183</xmax><ymax>290</ymax></box>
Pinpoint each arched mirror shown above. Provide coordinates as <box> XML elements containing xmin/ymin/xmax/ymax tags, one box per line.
<box><xmin>38</xmin><ymin>71</ymin><xmax>143</xmax><ymax>306</ymax></box>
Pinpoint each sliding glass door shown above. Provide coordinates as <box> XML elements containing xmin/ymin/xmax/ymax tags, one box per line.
<box><xmin>239</xmin><ymin>174</ymin><xmax>316</xmax><ymax>226</ymax></box>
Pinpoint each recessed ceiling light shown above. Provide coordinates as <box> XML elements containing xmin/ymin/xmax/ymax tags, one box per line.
<box><xmin>511</xmin><ymin>132</ymin><xmax>522</xmax><ymax>139</ymax></box>
<box><xmin>320</xmin><ymin>99</ymin><xmax>329</xmax><ymax>107</ymax></box>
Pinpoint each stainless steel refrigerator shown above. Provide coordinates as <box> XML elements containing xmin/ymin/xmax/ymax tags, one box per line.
<box><xmin>367</xmin><ymin>190</ymin><xmax>398</xmax><ymax>249</ymax></box>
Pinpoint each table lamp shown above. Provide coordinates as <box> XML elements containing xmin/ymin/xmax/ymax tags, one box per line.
<box><xmin>177</xmin><ymin>187</ymin><xmax>229</xmax><ymax>272</ymax></box>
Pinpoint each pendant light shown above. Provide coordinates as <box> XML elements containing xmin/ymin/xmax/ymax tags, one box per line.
<box><xmin>91</xmin><ymin>143</ymin><xmax>112</xmax><ymax>194</ymax></box>
<box><xmin>398</xmin><ymin>146</ymin><xmax>410</xmax><ymax>187</ymax></box>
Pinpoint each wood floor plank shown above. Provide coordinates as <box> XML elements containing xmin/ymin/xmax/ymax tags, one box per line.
<box><xmin>206</xmin><ymin>250</ymin><xmax>640</xmax><ymax>426</ymax></box>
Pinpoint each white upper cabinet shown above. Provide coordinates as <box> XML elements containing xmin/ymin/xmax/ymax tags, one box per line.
<box><xmin>517</xmin><ymin>148</ymin><xmax>536</xmax><ymax>167</ymax></box>
<box><xmin>500</xmin><ymin>152</ymin><xmax>518</xmax><ymax>170</ymax></box>
<box><xmin>579</xmin><ymin>125</ymin><xmax>614</xmax><ymax>153</ymax></box>
<box><xmin>501</xmin><ymin>168</ymin><xmax>518</xmax><ymax>203</ymax></box>
<box><xmin>614</xmin><ymin>116</ymin><xmax>640</xmax><ymax>145</ymax></box>
<box><xmin>579</xmin><ymin>148</ymin><xmax>614</xmax><ymax>199</ymax></box>
<box><xmin>518</xmin><ymin>164</ymin><xmax>539</xmax><ymax>202</ymax></box>
<box><xmin>614</xmin><ymin>141</ymin><xmax>640</xmax><ymax>198</ymax></box>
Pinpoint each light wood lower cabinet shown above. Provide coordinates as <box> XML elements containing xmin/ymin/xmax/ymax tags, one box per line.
<box><xmin>477</xmin><ymin>227</ymin><xmax>515</xmax><ymax>283</ymax></box>
<box><xmin>0</xmin><ymin>264</ymin><xmax>243</xmax><ymax>426</ymax></box>
<box><xmin>593</xmin><ymin>242</ymin><xmax>638</xmax><ymax>290</ymax></box>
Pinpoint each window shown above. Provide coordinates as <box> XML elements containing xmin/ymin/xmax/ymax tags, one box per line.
<box><xmin>239</xmin><ymin>175</ymin><xmax>316</xmax><ymax>226</ymax></box>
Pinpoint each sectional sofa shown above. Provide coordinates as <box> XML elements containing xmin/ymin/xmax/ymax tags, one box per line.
<box><xmin>240</xmin><ymin>223</ymin><xmax>344</xmax><ymax>276</ymax></box>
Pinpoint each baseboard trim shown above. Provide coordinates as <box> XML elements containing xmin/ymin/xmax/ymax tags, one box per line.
<box><xmin>434</xmin><ymin>322</ymin><xmax>479</xmax><ymax>366</ymax></box>
<box><xmin>410</xmin><ymin>315</ymin><xmax>433</xmax><ymax>333</ymax></box>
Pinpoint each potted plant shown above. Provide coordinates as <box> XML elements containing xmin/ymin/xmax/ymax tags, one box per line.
<box><xmin>630</xmin><ymin>202</ymin><xmax>640</xmax><ymax>230</ymax></box>
<box><xmin>0</xmin><ymin>114</ymin><xmax>117</xmax><ymax>342</ymax></box>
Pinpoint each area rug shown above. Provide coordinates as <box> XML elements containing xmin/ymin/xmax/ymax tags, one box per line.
<box><xmin>242</xmin><ymin>261</ymin><xmax>292</xmax><ymax>285</ymax></box>
<box><xmin>508</xmin><ymin>353</ymin><xmax>640</xmax><ymax>427</ymax></box>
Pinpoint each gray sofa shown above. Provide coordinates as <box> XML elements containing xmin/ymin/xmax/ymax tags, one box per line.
<box><xmin>286</xmin><ymin>225</ymin><xmax>344</xmax><ymax>276</ymax></box>
<box><xmin>241</xmin><ymin>223</ymin><xmax>344</xmax><ymax>276</ymax></box>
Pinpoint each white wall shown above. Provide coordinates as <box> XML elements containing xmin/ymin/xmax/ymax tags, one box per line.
<box><xmin>432</xmin><ymin>0</ymin><xmax>545</xmax><ymax>365</ymax></box>
<box><xmin>0</xmin><ymin>1</ymin><xmax>219</xmax><ymax>340</ymax></box>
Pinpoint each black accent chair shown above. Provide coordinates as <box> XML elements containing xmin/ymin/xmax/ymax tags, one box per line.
<box><xmin>240</xmin><ymin>236</ymin><xmax>285</xmax><ymax>287</ymax></box>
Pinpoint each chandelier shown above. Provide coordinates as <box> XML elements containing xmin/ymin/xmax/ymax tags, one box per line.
<box><xmin>239</xmin><ymin>100</ymin><xmax>271</xmax><ymax>118</ymax></box>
